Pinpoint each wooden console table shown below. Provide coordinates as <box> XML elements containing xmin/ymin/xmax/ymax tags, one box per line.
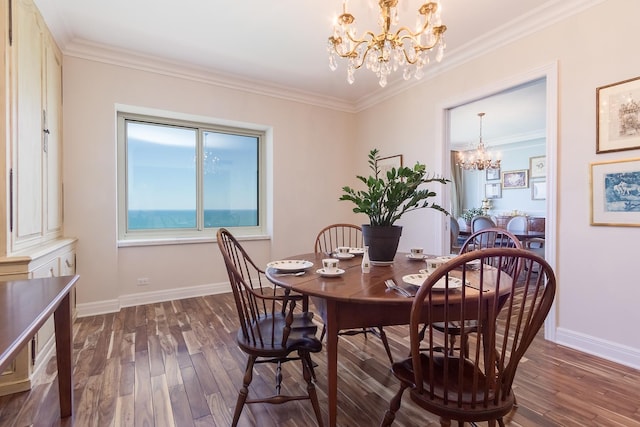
<box><xmin>0</xmin><ymin>275</ymin><xmax>79</xmax><ymax>418</ymax></box>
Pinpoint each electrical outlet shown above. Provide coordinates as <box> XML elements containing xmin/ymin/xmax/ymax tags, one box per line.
<box><xmin>137</xmin><ymin>277</ymin><xmax>150</xmax><ymax>286</ymax></box>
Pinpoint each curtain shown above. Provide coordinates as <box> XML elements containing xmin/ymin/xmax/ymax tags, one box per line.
<box><xmin>450</xmin><ymin>151</ymin><xmax>463</xmax><ymax>219</ymax></box>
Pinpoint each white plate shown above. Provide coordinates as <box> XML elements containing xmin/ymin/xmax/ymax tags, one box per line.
<box><xmin>403</xmin><ymin>273</ymin><xmax>464</xmax><ymax>290</ymax></box>
<box><xmin>371</xmin><ymin>260</ymin><xmax>394</xmax><ymax>266</ymax></box>
<box><xmin>348</xmin><ymin>247</ymin><xmax>365</xmax><ymax>255</ymax></box>
<box><xmin>267</xmin><ymin>260</ymin><xmax>313</xmax><ymax>272</ymax></box>
<box><xmin>316</xmin><ymin>268</ymin><xmax>345</xmax><ymax>277</ymax></box>
<box><xmin>334</xmin><ymin>252</ymin><xmax>355</xmax><ymax>259</ymax></box>
<box><xmin>465</xmin><ymin>259</ymin><xmax>481</xmax><ymax>269</ymax></box>
<box><xmin>407</xmin><ymin>254</ymin><xmax>427</xmax><ymax>260</ymax></box>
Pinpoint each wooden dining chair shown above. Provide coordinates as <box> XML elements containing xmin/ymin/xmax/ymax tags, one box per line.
<box><xmin>217</xmin><ymin>228</ymin><xmax>324</xmax><ymax>427</ymax></box>
<box><xmin>314</xmin><ymin>223</ymin><xmax>364</xmax><ymax>254</ymax></box>
<box><xmin>313</xmin><ymin>224</ymin><xmax>394</xmax><ymax>364</ymax></box>
<box><xmin>381</xmin><ymin>248</ymin><xmax>556</xmax><ymax>427</ymax></box>
<box><xmin>431</xmin><ymin>228</ymin><xmax>523</xmax><ymax>358</ymax></box>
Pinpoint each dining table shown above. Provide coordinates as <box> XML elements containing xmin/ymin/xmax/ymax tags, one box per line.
<box><xmin>266</xmin><ymin>251</ymin><xmax>507</xmax><ymax>427</ymax></box>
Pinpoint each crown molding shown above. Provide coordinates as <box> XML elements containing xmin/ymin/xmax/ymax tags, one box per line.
<box><xmin>63</xmin><ymin>39</ymin><xmax>359</xmax><ymax>114</ymax></box>
<box><xmin>58</xmin><ymin>0</ymin><xmax>604</xmax><ymax>113</ymax></box>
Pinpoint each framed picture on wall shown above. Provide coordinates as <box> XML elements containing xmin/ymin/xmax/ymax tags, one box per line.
<box><xmin>531</xmin><ymin>180</ymin><xmax>546</xmax><ymax>200</ymax></box>
<box><xmin>502</xmin><ymin>169</ymin><xmax>529</xmax><ymax>189</ymax></box>
<box><xmin>590</xmin><ymin>157</ymin><xmax>640</xmax><ymax>226</ymax></box>
<box><xmin>486</xmin><ymin>167</ymin><xmax>500</xmax><ymax>181</ymax></box>
<box><xmin>530</xmin><ymin>156</ymin><xmax>546</xmax><ymax>178</ymax></box>
<box><xmin>596</xmin><ymin>75</ymin><xmax>640</xmax><ymax>153</ymax></box>
<box><xmin>377</xmin><ymin>154</ymin><xmax>403</xmax><ymax>175</ymax></box>
<box><xmin>485</xmin><ymin>183</ymin><xmax>501</xmax><ymax>199</ymax></box>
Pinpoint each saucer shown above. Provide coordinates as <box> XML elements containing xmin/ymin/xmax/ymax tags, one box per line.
<box><xmin>316</xmin><ymin>268</ymin><xmax>345</xmax><ymax>277</ymax></box>
<box><xmin>370</xmin><ymin>260</ymin><xmax>394</xmax><ymax>266</ymax></box>
<box><xmin>335</xmin><ymin>253</ymin><xmax>355</xmax><ymax>259</ymax></box>
<box><xmin>407</xmin><ymin>254</ymin><xmax>426</xmax><ymax>260</ymax></box>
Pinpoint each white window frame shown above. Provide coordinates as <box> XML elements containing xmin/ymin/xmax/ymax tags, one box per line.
<box><xmin>116</xmin><ymin>109</ymin><xmax>268</xmax><ymax>246</ymax></box>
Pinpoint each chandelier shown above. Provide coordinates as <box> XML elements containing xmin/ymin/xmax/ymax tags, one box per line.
<box><xmin>328</xmin><ymin>0</ymin><xmax>447</xmax><ymax>87</ymax></box>
<box><xmin>457</xmin><ymin>113</ymin><xmax>501</xmax><ymax>171</ymax></box>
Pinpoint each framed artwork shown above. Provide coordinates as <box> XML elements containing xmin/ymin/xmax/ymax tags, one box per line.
<box><xmin>486</xmin><ymin>167</ymin><xmax>500</xmax><ymax>181</ymax></box>
<box><xmin>596</xmin><ymin>76</ymin><xmax>640</xmax><ymax>153</ymax></box>
<box><xmin>531</xmin><ymin>180</ymin><xmax>546</xmax><ymax>200</ymax></box>
<box><xmin>530</xmin><ymin>156</ymin><xmax>546</xmax><ymax>178</ymax></box>
<box><xmin>501</xmin><ymin>169</ymin><xmax>529</xmax><ymax>189</ymax></box>
<box><xmin>590</xmin><ymin>157</ymin><xmax>640</xmax><ymax>226</ymax></box>
<box><xmin>377</xmin><ymin>154</ymin><xmax>403</xmax><ymax>174</ymax></box>
<box><xmin>485</xmin><ymin>182</ymin><xmax>501</xmax><ymax>199</ymax></box>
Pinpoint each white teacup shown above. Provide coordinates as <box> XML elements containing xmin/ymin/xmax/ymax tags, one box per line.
<box><xmin>322</xmin><ymin>258</ymin><xmax>339</xmax><ymax>273</ymax></box>
<box><xmin>336</xmin><ymin>246</ymin><xmax>350</xmax><ymax>255</ymax></box>
<box><xmin>425</xmin><ymin>257</ymin><xmax>447</xmax><ymax>273</ymax></box>
<box><xmin>410</xmin><ymin>247</ymin><xmax>424</xmax><ymax>258</ymax></box>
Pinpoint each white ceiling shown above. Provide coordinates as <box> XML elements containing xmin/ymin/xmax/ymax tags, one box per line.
<box><xmin>32</xmin><ymin>0</ymin><xmax>595</xmax><ymax>141</ymax></box>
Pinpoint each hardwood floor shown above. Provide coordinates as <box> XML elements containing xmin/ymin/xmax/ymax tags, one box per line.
<box><xmin>0</xmin><ymin>292</ymin><xmax>639</xmax><ymax>426</ymax></box>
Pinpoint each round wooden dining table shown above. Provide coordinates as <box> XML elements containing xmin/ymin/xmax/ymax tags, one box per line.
<box><xmin>266</xmin><ymin>251</ymin><xmax>505</xmax><ymax>427</ymax></box>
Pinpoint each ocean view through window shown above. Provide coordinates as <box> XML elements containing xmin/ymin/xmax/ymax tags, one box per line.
<box><xmin>117</xmin><ymin>111</ymin><xmax>265</xmax><ymax>242</ymax></box>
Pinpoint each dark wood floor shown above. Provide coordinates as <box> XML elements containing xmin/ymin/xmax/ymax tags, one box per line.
<box><xmin>0</xmin><ymin>292</ymin><xmax>639</xmax><ymax>427</ymax></box>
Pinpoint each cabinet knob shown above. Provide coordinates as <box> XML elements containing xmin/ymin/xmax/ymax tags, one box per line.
<box><xmin>49</xmin><ymin>267</ymin><xmax>55</xmax><ymax>277</ymax></box>
<box><xmin>65</xmin><ymin>259</ymin><xmax>73</xmax><ymax>268</ymax></box>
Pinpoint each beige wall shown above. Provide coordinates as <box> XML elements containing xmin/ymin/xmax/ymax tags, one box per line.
<box><xmin>63</xmin><ymin>58</ymin><xmax>357</xmax><ymax>312</ymax></box>
<box><xmin>62</xmin><ymin>0</ymin><xmax>640</xmax><ymax>368</ymax></box>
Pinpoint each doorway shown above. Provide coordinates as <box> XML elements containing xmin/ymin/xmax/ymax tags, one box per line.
<box><xmin>439</xmin><ymin>63</ymin><xmax>558</xmax><ymax>340</ymax></box>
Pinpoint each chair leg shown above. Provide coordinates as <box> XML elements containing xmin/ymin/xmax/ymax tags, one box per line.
<box><xmin>320</xmin><ymin>325</ymin><xmax>326</xmax><ymax>341</ymax></box>
<box><xmin>300</xmin><ymin>351</ymin><xmax>324</xmax><ymax>427</ymax></box>
<box><xmin>377</xmin><ymin>327</ymin><xmax>394</xmax><ymax>364</ymax></box>
<box><xmin>380</xmin><ymin>382</ymin><xmax>409</xmax><ymax>427</ymax></box>
<box><xmin>232</xmin><ymin>355</ymin><xmax>256</xmax><ymax>427</ymax></box>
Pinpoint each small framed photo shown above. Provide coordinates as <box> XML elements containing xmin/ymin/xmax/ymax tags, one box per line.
<box><xmin>485</xmin><ymin>183</ymin><xmax>502</xmax><ymax>199</ymax></box>
<box><xmin>530</xmin><ymin>156</ymin><xmax>546</xmax><ymax>178</ymax></box>
<box><xmin>591</xmin><ymin>157</ymin><xmax>640</xmax><ymax>226</ymax></box>
<box><xmin>597</xmin><ymin>76</ymin><xmax>640</xmax><ymax>153</ymax></box>
<box><xmin>531</xmin><ymin>180</ymin><xmax>546</xmax><ymax>200</ymax></box>
<box><xmin>486</xmin><ymin>167</ymin><xmax>500</xmax><ymax>181</ymax></box>
<box><xmin>502</xmin><ymin>170</ymin><xmax>529</xmax><ymax>189</ymax></box>
<box><xmin>377</xmin><ymin>154</ymin><xmax>403</xmax><ymax>175</ymax></box>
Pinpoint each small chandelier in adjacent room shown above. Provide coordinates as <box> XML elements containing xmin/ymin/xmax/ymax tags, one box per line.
<box><xmin>457</xmin><ymin>112</ymin><xmax>501</xmax><ymax>171</ymax></box>
<box><xmin>328</xmin><ymin>0</ymin><xmax>447</xmax><ymax>88</ymax></box>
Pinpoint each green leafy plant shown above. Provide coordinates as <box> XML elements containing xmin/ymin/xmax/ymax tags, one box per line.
<box><xmin>461</xmin><ymin>207</ymin><xmax>484</xmax><ymax>222</ymax></box>
<box><xmin>340</xmin><ymin>149</ymin><xmax>450</xmax><ymax>226</ymax></box>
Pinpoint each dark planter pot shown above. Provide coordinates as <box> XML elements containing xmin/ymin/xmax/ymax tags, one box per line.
<box><xmin>362</xmin><ymin>224</ymin><xmax>403</xmax><ymax>262</ymax></box>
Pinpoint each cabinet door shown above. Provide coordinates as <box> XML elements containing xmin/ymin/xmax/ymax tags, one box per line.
<box><xmin>44</xmin><ymin>34</ymin><xmax>63</xmax><ymax>236</ymax></box>
<box><xmin>13</xmin><ymin>0</ymin><xmax>44</xmax><ymax>248</ymax></box>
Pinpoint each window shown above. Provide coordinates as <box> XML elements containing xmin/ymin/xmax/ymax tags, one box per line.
<box><xmin>117</xmin><ymin>112</ymin><xmax>265</xmax><ymax>244</ymax></box>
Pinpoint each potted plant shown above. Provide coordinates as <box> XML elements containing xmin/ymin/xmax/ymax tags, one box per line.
<box><xmin>340</xmin><ymin>149</ymin><xmax>450</xmax><ymax>262</ymax></box>
<box><xmin>461</xmin><ymin>207</ymin><xmax>484</xmax><ymax>227</ymax></box>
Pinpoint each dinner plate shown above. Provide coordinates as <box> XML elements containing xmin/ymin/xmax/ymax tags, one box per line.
<box><xmin>316</xmin><ymin>268</ymin><xmax>345</xmax><ymax>277</ymax></box>
<box><xmin>335</xmin><ymin>252</ymin><xmax>355</xmax><ymax>259</ymax></box>
<box><xmin>267</xmin><ymin>260</ymin><xmax>313</xmax><ymax>272</ymax></box>
<box><xmin>402</xmin><ymin>273</ymin><xmax>463</xmax><ymax>291</ymax></box>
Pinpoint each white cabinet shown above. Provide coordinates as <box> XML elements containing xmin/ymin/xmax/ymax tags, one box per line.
<box><xmin>10</xmin><ymin>0</ymin><xmax>63</xmax><ymax>253</ymax></box>
<box><xmin>0</xmin><ymin>0</ymin><xmax>76</xmax><ymax>395</ymax></box>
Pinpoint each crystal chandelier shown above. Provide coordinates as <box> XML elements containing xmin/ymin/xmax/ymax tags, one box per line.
<box><xmin>457</xmin><ymin>113</ymin><xmax>501</xmax><ymax>171</ymax></box>
<box><xmin>328</xmin><ymin>0</ymin><xmax>447</xmax><ymax>87</ymax></box>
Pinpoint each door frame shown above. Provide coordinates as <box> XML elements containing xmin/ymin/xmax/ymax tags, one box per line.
<box><xmin>436</xmin><ymin>62</ymin><xmax>558</xmax><ymax>341</ymax></box>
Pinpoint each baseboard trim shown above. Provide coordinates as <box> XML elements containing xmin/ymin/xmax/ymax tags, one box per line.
<box><xmin>75</xmin><ymin>282</ymin><xmax>231</xmax><ymax>317</ymax></box>
<box><xmin>555</xmin><ymin>327</ymin><xmax>640</xmax><ymax>370</ymax></box>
